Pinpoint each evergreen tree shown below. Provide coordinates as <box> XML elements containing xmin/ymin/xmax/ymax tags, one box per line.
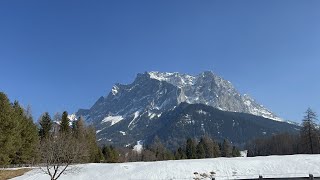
<box><xmin>72</xmin><ymin>116</ymin><xmax>85</xmax><ymax>139</ymax></box>
<box><xmin>232</xmin><ymin>146</ymin><xmax>241</xmax><ymax>157</ymax></box>
<box><xmin>174</xmin><ymin>147</ymin><xmax>186</xmax><ymax>160</ymax></box>
<box><xmin>200</xmin><ymin>135</ymin><xmax>220</xmax><ymax>158</ymax></box>
<box><xmin>185</xmin><ymin>138</ymin><xmax>196</xmax><ymax>159</ymax></box>
<box><xmin>102</xmin><ymin>145</ymin><xmax>119</xmax><ymax>163</ymax></box>
<box><xmin>0</xmin><ymin>94</ymin><xmax>21</xmax><ymax>165</ymax></box>
<box><xmin>12</xmin><ymin>102</ymin><xmax>39</xmax><ymax>164</ymax></box>
<box><xmin>0</xmin><ymin>93</ymin><xmax>39</xmax><ymax>165</ymax></box>
<box><xmin>85</xmin><ymin>126</ymin><xmax>104</xmax><ymax>163</ymax></box>
<box><xmin>59</xmin><ymin>111</ymin><xmax>70</xmax><ymax>134</ymax></box>
<box><xmin>39</xmin><ymin>112</ymin><xmax>53</xmax><ymax>139</ymax></box>
<box><xmin>222</xmin><ymin>139</ymin><xmax>232</xmax><ymax>157</ymax></box>
<box><xmin>196</xmin><ymin>141</ymin><xmax>206</xmax><ymax>159</ymax></box>
<box><xmin>300</xmin><ymin>108</ymin><xmax>320</xmax><ymax>154</ymax></box>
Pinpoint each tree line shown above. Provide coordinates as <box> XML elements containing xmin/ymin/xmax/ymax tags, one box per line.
<box><xmin>246</xmin><ymin>108</ymin><xmax>320</xmax><ymax>156</ymax></box>
<box><xmin>101</xmin><ymin>135</ymin><xmax>241</xmax><ymax>163</ymax></box>
<box><xmin>0</xmin><ymin>92</ymin><xmax>102</xmax><ymax>168</ymax></box>
<box><xmin>1</xmin><ymin>90</ymin><xmax>319</xmax><ymax>167</ymax></box>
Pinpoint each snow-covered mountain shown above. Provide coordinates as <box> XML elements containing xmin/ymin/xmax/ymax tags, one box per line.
<box><xmin>78</xmin><ymin>71</ymin><xmax>281</xmax><ymax>123</ymax></box>
<box><xmin>76</xmin><ymin>71</ymin><xmax>295</xmax><ymax>146</ymax></box>
<box><xmin>148</xmin><ymin>71</ymin><xmax>281</xmax><ymax>121</ymax></box>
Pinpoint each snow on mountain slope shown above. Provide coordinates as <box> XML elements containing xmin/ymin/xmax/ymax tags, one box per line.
<box><xmin>75</xmin><ymin>71</ymin><xmax>290</xmax><ymax>146</ymax></box>
<box><xmin>148</xmin><ymin>71</ymin><xmax>282</xmax><ymax>121</ymax></box>
<box><xmin>13</xmin><ymin>154</ymin><xmax>320</xmax><ymax>180</ymax></box>
<box><xmin>101</xmin><ymin>115</ymin><xmax>124</xmax><ymax>126</ymax></box>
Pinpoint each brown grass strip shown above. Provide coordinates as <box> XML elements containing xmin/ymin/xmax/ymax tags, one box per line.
<box><xmin>0</xmin><ymin>168</ymin><xmax>31</xmax><ymax>180</ymax></box>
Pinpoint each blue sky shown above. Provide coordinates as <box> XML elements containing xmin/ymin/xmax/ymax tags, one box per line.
<box><xmin>0</xmin><ymin>0</ymin><xmax>319</xmax><ymax>122</ymax></box>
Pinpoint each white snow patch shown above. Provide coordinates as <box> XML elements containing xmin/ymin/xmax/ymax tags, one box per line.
<box><xmin>119</xmin><ymin>131</ymin><xmax>126</xmax><ymax>135</ymax></box>
<box><xmin>125</xmin><ymin>144</ymin><xmax>131</xmax><ymax>147</ymax></box>
<box><xmin>133</xmin><ymin>140</ymin><xmax>143</xmax><ymax>153</ymax></box>
<box><xmin>111</xmin><ymin>85</ymin><xmax>119</xmax><ymax>95</ymax></box>
<box><xmin>148</xmin><ymin>112</ymin><xmax>159</xmax><ymax>119</ymax></box>
<box><xmin>240</xmin><ymin>150</ymin><xmax>248</xmax><ymax>157</ymax></box>
<box><xmin>128</xmin><ymin>111</ymin><xmax>140</xmax><ymax>129</ymax></box>
<box><xmin>197</xmin><ymin>110</ymin><xmax>207</xmax><ymax>115</ymax></box>
<box><xmin>101</xmin><ymin>115</ymin><xmax>124</xmax><ymax>126</ymax></box>
<box><xmin>68</xmin><ymin>114</ymin><xmax>77</xmax><ymax>121</ymax></box>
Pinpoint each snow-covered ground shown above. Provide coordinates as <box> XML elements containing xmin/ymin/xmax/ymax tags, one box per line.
<box><xmin>12</xmin><ymin>154</ymin><xmax>320</xmax><ymax>180</ymax></box>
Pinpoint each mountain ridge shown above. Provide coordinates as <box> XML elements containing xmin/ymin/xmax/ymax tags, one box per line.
<box><xmin>75</xmin><ymin>71</ymin><xmax>297</xmax><ymax>147</ymax></box>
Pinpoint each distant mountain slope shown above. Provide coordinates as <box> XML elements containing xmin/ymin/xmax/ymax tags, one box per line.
<box><xmin>92</xmin><ymin>103</ymin><xmax>299</xmax><ymax>148</ymax></box>
<box><xmin>75</xmin><ymin>71</ymin><xmax>296</xmax><ymax>147</ymax></box>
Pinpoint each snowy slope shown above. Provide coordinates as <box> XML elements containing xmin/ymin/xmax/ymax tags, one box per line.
<box><xmin>149</xmin><ymin>71</ymin><xmax>282</xmax><ymax>121</ymax></box>
<box><xmin>12</xmin><ymin>154</ymin><xmax>320</xmax><ymax>180</ymax></box>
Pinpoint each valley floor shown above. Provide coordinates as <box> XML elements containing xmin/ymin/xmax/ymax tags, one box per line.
<box><xmin>12</xmin><ymin>154</ymin><xmax>320</xmax><ymax>180</ymax></box>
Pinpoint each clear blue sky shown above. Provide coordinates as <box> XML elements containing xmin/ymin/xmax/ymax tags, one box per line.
<box><xmin>0</xmin><ymin>0</ymin><xmax>319</xmax><ymax>122</ymax></box>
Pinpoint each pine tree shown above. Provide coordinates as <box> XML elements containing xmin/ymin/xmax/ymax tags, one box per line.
<box><xmin>300</xmin><ymin>108</ymin><xmax>320</xmax><ymax>154</ymax></box>
<box><xmin>102</xmin><ymin>145</ymin><xmax>119</xmax><ymax>163</ymax></box>
<box><xmin>59</xmin><ymin>111</ymin><xmax>70</xmax><ymax>134</ymax></box>
<box><xmin>196</xmin><ymin>141</ymin><xmax>206</xmax><ymax>159</ymax></box>
<box><xmin>200</xmin><ymin>135</ymin><xmax>221</xmax><ymax>158</ymax></box>
<box><xmin>12</xmin><ymin>102</ymin><xmax>39</xmax><ymax>164</ymax></box>
<box><xmin>0</xmin><ymin>94</ymin><xmax>21</xmax><ymax>165</ymax></box>
<box><xmin>222</xmin><ymin>139</ymin><xmax>232</xmax><ymax>157</ymax></box>
<box><xmin>185</xmin><ymin>138</ymin><xmax>196</xmax><ymax>159</ymax></box>
<box><xmin>39</xmin><ymin>112</ymin><xmax>53</xmax><ymax>139</ymax></box>
<box><xmin>85</xmin><ymin>126</ymin><xmax>103</xmax><ymax>163</ymax></box>
<box><xmin>0</xmin><ymin>93</ymin><xmax>39</xmax><ymax>165</ymax></box>
<box><xmin>174</xmin><ymin>147</ymin><xmax>186</xmax><ymax>160</ymax></box>
<box><xmin>232</xmin><ymin>146</ymin><xmax>241</xmax><ymax>157</ymax></box>
<box><xmin>72</xmin><ymin>116</ymin><xmax>85</xmax><ymax>139</ymax></box>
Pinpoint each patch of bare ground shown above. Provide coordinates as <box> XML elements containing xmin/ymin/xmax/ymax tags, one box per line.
<box><xmin>0</xmin><ymin>168</ymin><xmax>31</xmax><ymax>180</ymax></box>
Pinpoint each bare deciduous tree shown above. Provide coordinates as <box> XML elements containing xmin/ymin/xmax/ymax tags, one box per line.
<box><xmin>39</xmin><ymin>133</ymin><xmax>88</xmax><ymax>180</ymax></box>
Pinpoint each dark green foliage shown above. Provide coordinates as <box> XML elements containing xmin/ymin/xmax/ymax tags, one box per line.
<box><xmin>232</xmin><ymin>146</ymin><xmax>241</xmax><ymax>157</ymax></box>
<box><xmin>186</xmin><ymin>138</ymin><xmax>197</xmax><ymax>159</ymax></box>
<box><xmin>12</xmin><ymin>103</ymin><xmax>39</xmax><ymax>164</ymax></box>
<box><xmin>0</xmin><ymin>96</ymin><xmax>21</xmax><ymax>165</ymax></box>
<box><xmin>85</xmin><ymin>126</ymin><xmax>104</xmax><ymax>163</ymax></box>
<box><xmin>102</xmin><ymin>145</ymin><xmax>119</xmax><ymax>163</ymax></box>
<box><xmin>39</xmin><ymin>112</ymin><xmax>52</xmax><ymax>139</ymax></box>
<box><xmin>0</xmin><ymin>92</ymin><xmax>39</xmax><ymax>165</ymax></box>
<box><xmin>222</xmin><ymin>139</ymin><xmax>232</xmax><ymax>157</ymax></box>
<box><xmin>59</xmin><ymin>111</ymin><xmax>70</xmax><ymax>134</ymax></box>
<box><xmin>174</xmin><ymin>147</ymin><xmax>186</xmax><ymax>160</ymax></box>
<box><xmin>72</xmin><ymin>116</ymin><xmax>85</xmax><ymax>139</ymax></box>
<box><xmin>200</xmin><ymin>135</ymin><xmax>220</xmax><ymax>158</ymax></box>
<box><xmin>196</xmin><ymin>142</ymin><xmax>205</xmax><ymax>159</ymax></box>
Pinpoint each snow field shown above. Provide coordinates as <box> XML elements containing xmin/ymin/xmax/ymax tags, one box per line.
<box><xmin>12</xmin><ymin>154</ymin><xmax>320</xmax><ymax>180</ymax></box>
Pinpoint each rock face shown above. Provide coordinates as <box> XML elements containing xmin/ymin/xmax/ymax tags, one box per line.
<box><xmin>148</xmin><ymin>71</ymin><xmax>281</xmax><ymax>121</ymax></box>
<box><xmin>76</xmin><ymin>71</ymin><xmax>296</xmax><ymax>147</ymax></box>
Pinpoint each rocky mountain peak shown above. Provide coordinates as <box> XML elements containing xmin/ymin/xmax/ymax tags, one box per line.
<box><xmin>77</xmin><ymin>70</ymin><xmax>282</xmax><ymax>129</ymax></box>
